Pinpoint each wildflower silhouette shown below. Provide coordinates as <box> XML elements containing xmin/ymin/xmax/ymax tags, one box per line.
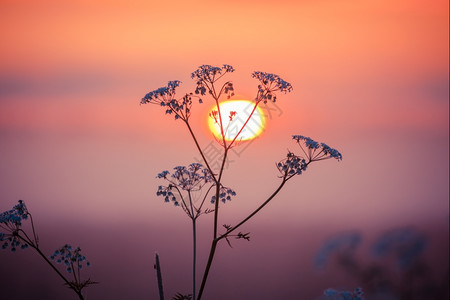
<box><xmin>156</xmin><ymin>162</ymin><xmax>235</xmax><ymax>298</ymax></box>
<box><xmin>141</xmin><ymin>64</ymin><xmax>342</xmax><ymax>299</ymax></box>
<box><xmin>0</xmin><ymin>200</ymin><xmax>95</xmax><ymax>300</ymax></box>
<box><xmin>324</xmin><ymin>287</ymin><xmax>365</xmax><ymax>300</ymax></box>
<box><xmin>315</xmin><ymin>228</ymin><xmax>448</xmax><ymax>299</ymax></box>
<box><xmin>315</xmin><ymin>231</ymin><xmax>362</xmax><ymax>270</ymax></box>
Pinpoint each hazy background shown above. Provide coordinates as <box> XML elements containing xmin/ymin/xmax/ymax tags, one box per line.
<box><xmin>0</xmin><ymin>0</ymin><xmax>448</xmax><ymax>299</ymax></box>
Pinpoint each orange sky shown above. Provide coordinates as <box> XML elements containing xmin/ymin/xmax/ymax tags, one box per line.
<box><xmin>1</xmin><ymin>0</ymin><xmax>448</xmax><ymax>136</ymax></box>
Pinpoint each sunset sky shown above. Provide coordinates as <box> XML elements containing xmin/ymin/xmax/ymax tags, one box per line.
<box><xmin>0</xmin><ymin>0</ymin><xmax>448</xmax><ymax>299</ymax></box>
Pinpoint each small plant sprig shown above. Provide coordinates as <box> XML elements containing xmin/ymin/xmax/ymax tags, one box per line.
<box><xmin>0</xmin><ymin>200</ymin><xmax>95</xmax><ymax>300</ymax></box>
<box><xmin>142</xmin><ymin>64</ymin><xmax>342</xmax><ymax>299</ymax></box>
<box><xmin>222</xmin><ymin>224</ymin><xmax>250</xmax><ymax>248</ymax></box>
<box><xmin>156</xmin><ymin>163</ymin><xmax>236</xmax><ymax>299</ymax></box>
<box><xmin>324</xmin><ymin>287</ymin><xmax>365</xmax><ymax>300</ymax></box>
<box><xmin>172</xmin><ymin>292</ymin><xmax>193</xmax><ymax>300</ymax></box>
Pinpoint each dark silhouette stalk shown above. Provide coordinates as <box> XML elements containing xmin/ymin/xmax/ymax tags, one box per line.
<box><xmin>31</xmin><ymin>242</ymin><xmax>84</xmax><ymax>300</ymax></box>
<box><xmin>192</xmin><ymin>218</ymin><xmax>197</xmax><ymax>300</ymax></box>
<box><xmin>155</xmin><ymin>253</ymin><xmax>165</xmax><ymax>300</ymax></box>
<box><xmin>196</xmin><ymin>239</ymin><xmax>218</xmax><ymax>300</ymax></box>
<box><xmin>188</xmin><ymin>191</ymin><xmax>197</xmax><ymax>300</ymax></box>
<box><xmin>184</xmin><ymin>121</ymin><xmax>217</xmax><ymax>183</ymax></box>
<box><xmin>197</xmin><ymin>175</ymin><xmax>288</xmax><ymax>300</ymax></box>
<box><xmin>219</xmin><ymin>176</ymin><xmax>288</xmax><ymax>241</ymax></box>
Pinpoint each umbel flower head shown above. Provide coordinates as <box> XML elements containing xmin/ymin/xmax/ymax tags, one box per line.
<box><xmin>277</xmin><ymin>152</ymin><xmax>307</xmax><ymax>177</ymax></box>
<box><xmin>210</xmin><ymin>186</ymin><xmax>237</xmax><ymax>204</ymax></box>
<box><xmin>314</xmin><ymin>231</ymin><xmax>361</xmax><ymax>269</ymax></box>
<box><xmin>156</xmin><ymin>163</ymin><xmax>214</xmax><ymax>206</ymax></box>
<box><xmin>371</xmin><ymin>227</ymin><xmax>427</xmax><ymax>269</ymax></box>
<box><xmin>0</xmin><ymin>200</ymin><xmax>30</xmax><ymax>252</ymax></box>
<box><xmin>0</xmin><ymin>232</ymin><xmax>29</xmax><ymax>252</ymax></box>
<box><xmin>50</xmin><ymin>244</ymin><xmax>91</xmax><ymax>273</ymax></box>
<box><xmin>156</xmin><ymin>163</ymin><xmax>236</xmax><ymax>207</ymax></box>
<box><xmin>252</xmin><ymin>71</ymin><xmax>293</xmax><ymax>103</ymax></box>
<box><xmin>141</xmin><ymin>81</ymin><xmax>200</xmax><ymax>121</ymax></box>
<box><xmin>191</xmin><ymin>64</ymin><xmax>235</xmax><ymax>98</ymax></box>
<box><xmin>141</xmin><ymin>80</ymin><xmax>181</xmax><ymax>105</ymax></box>
<box><xmin>0</xmin><ymin>200</ymin><xmax>28</xmax><ymax>226</ymax></box>
<box><xmin>157</xmin><ymin>163</ymin><xmax>214</xmax><ymax>192</ymax></box>
<box><xmin>276</xmin><ymin>135</ymin><xmax>342</xmax><ymax>180</ymax></box>
<box><xmin>292</xmin><ymin>135</ymin><xmax>342</xmax><ymax>162</ymax></box>
<box><xmin>191</xmin><ymin>64</ymin><xmax>235</xmax><ymax>81</ymax></box>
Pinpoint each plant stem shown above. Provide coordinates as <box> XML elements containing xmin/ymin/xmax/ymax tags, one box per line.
<box><xmin>188</xmin><ymin>191</ymin><xmax>197</xmax><ymax>300</ymax></box>
<box><xmin>219</xmin><ymin>177</ymin><xmax>287</xmax><ymax>241</ymax></box>
<box><xmin>196</xmin><ymin>239</ymin><xmax>218</xmax><ymax>300</ymax></box>
<box><xmin>16</xmin><ymin>217</ymin><xmax>84</xmax><ymax>300</ymax></box>
<box><xmin>28</xmin><ymin>213</ymin><xmax>39</xmax><ymax>247</ymax></box>
<box><xmin>227</xmin><ymin>103</ymin><xmax>258</xmax><ymax>149</ymax></box>
<box><xmin>192</xmin><ymin>218</ymin><xmax>197</xmax><ymax>300</ymax></box>
<box><xmin>197</xmin><ymin>177</ymin><xmax>288</xmax><ymax>300</ymax></box>
<box><xmin>155</xmin><ymin>253</ymin><xmax>165</xmax><ymax>300</ymax></box>
<box><xmin>184</xmin><ymin>121</ymin><xmax>217</xmax><ymax>183</ymax></box>
<box><xmin>213</xmin><ymin>145</ymin><xmax>229</xmax><ymax>239</ymax></box>
<box><xmin>32</xmin><ymin>242</ymin><xmax>84</xmax><ymax>300</ymax></box>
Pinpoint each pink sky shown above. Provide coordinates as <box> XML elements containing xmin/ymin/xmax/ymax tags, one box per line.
<box><xmin>0</xmin><ymin>0</ymin><xmax>448</xmax><ymax>299</ymax></box>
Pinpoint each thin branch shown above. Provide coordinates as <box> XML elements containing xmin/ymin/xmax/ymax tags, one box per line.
<box><xmin>196</xmin><ymin>184</ymin><xmax>215</xmax><ymax>218</ymax></box>
<box><xmin>214</xmin><ymin>98</ymin><xmax>228</xmax><ymax>149</ymax></box>
<box><xmin>191</xmin><ymin>217</ymin><xmax>197</xmax><ymax>300</ymax></box>
<box><xmin>184</xmin><ymin>121</ymin><xmax>217</xmax><ymax>183</ymax></box>
<box><xmin>196</xmin><ymin>240</ymin><xmax>218</xmax><ymax>300</ymax></box>
<box><xmin>218</xmin><ymin>175</ymin><xmax>288</xmax><ymax>241</ymax></box>
<box><xmin>17</xmin><ymin>228</ymin><xmax>35</xmax><ymax>246</ymax></box>
<box><xmin>213</xmin><ymin>147</ymin><xmax>229</xmax><ymax>239</ymax></box>
<box><xmin>216</xmin><ymin>81</ymin><xmax>232</xmax><ymax>99</ymax></box>
<box><xmin>173</xmin><ymin>186</ymin><xmax>193</xmax><ymax>219</ymax></box>
<box><xmin>197</xmin><ymin>173</ymin><xmax>290</xmax><ymax>300</ymax></box>
<box><xmin>29</xmin><ymin>213</ymin><xmax>39</xmax><ymax>247</ymax></box>
<box><xmin>227</xmin><ymin>102</ymin><xmax>259</xmax><ymax>149</ymax></box>
<box><xmin>17</xmin><ymin>235</ymin><xmax>84</xmax><ymax>300</ymax></box>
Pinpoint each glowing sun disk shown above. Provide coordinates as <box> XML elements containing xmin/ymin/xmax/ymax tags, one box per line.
<box><xmin>208</xmin><ymin>100</ymin><xmax>266</xmax><ymax>141</ymax></box>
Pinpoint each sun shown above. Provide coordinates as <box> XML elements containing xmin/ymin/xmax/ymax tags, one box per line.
<box><xmin>208</xmin><ymin>100</ymin><xmax>266</xmax><ymax>141</ymax></box>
